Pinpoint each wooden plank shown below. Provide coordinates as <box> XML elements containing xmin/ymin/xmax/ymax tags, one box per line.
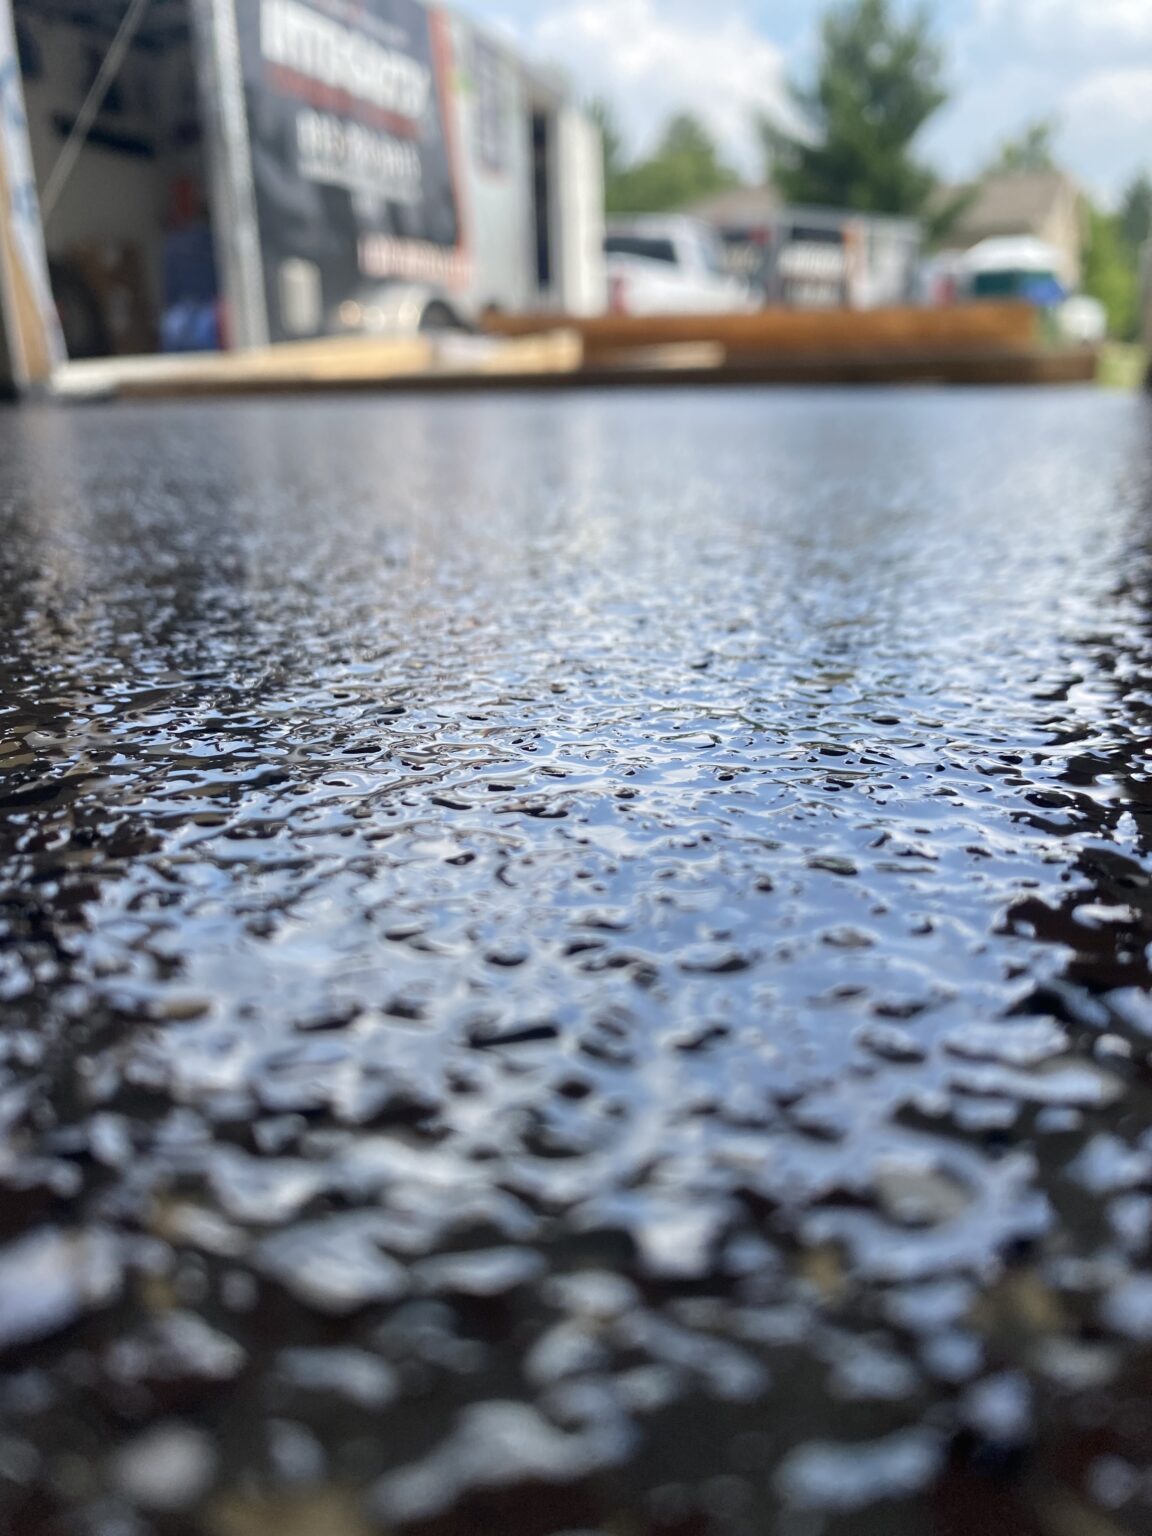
<box><xmin>585</xmin><ymin>342</ymin><xmax>727</xmax><ymax>371</ymax></box>
<box><xmin>0</xmin><ymin>129</ymin><xmax>54</xmax><ymax>387</ymax></box>
<box><xmin>83</xmin><ymin>345</ymin><xmax>1097</xmax><ymax>399</ymax></box>
<box><xmin>484</xmin><ymin>303</ymin><xmax>1041</xmax><ymax>359</ymax></box>
<box><xmin>53</xmin><ymin>323</ymin><xmax>1092</xmax><ymax>400</ymax></box>
<box><xmin>567</xmin><ymin>346</ymin><xmax>1098</xmax><ymax>388</ymax></box>
<box><xmin>56</xmin><ymin>330</ymin><xmax>584</xmax><ymax>400</ymax></box>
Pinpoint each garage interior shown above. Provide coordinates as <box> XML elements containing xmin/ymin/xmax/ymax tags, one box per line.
<box><xmin>12</xmin><ymin>0</ymin><xmax>220</xmax><ymax>358</ymax></box>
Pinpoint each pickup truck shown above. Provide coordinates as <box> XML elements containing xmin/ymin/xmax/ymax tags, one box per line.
<box><xmin>604</xmin><ymin>216</ymin><xmax>755</xmax><ymax>315</ymax></box>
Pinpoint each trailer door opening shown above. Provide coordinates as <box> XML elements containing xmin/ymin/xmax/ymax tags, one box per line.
<box><xmin>12</xmin><ymin>0</ymin><xmax>220</xmax><ymax>359</ymax></box>
<box><xmin>530</xmin><ymin>109</ymin><xmax>552</xmax><ymax>296</ymax></box>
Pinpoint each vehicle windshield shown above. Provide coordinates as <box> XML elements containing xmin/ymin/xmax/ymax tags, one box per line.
<box><xmin>971</xmin><ymin>269</ymin><xmax>1059</xmax><ymax>297</ymax></box>
<box><xmin>604</xmin><ymin>235</ymin><xmax>677</xmax><ymax>264</ymax></box>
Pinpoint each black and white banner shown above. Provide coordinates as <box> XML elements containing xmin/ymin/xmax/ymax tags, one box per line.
<box><xmin>235</xmin><ymin>0</ymin><xmax>467</xmax><ymax>341</ymax></box>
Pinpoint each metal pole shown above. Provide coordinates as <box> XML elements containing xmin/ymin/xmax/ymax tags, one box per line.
<box><xmin>40</xmin><ymin>0</ymin><xmax>152</xmax><ymax>225</ymax></box>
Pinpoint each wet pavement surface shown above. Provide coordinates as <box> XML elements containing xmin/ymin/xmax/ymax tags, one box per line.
<box><xmin>2</xmin><ymin>387</ymin><xmax>1152</xmax><ymax>1536</ymax></box>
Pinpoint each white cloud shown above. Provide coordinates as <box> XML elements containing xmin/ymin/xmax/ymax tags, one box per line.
<box><xmin>1062</xmin><ymin>68</ymin><xmax>1152</xmax><ymax>199</ymax></box>
<box><xmin>473</xmin><ymin>0</ymin><xmax>1152</xmax><ymax>201</ymax></box>
<box><xmin>1065</xmin><ymin>67</ymin><xmax>1152</xmax><ymax>122</ymax></box>
<box><xmin>525</xmin><ymin>0</ymin><xmax>809</xmax><ymax>177</ymax></box>
<box><xmin>929</xmin><ymin>0</ymin><xmax>1152</xmax><ymax>197</ymax></box>
<box><xmin>977</xmin><ymin>0</ymin><xmax>1152</xmax><ymax>53</ymax></box>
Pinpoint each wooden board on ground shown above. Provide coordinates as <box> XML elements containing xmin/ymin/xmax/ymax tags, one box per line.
<box><xmin>55</xmin><ymin>329</ymin><xmax>584</xmax><ymax>400</ymax></box>
<box><xmin>569</xmin><ymin>345</ymin><xmax>1097</xmax><ymax>388</ymax></box>
<box><xmin>50</xmin><ymin>318</ymin><xmax>1096</xmax><ymax>400</ymax></box>
<box><xmin>484</xmin><ymin>302</ymin><xmax>1042</xmax><ymax>362</ymax></box>
<box><xmin>595</xmin><ymin>342</ymin><xmax>728</xmax><ymax>371</ymax></box>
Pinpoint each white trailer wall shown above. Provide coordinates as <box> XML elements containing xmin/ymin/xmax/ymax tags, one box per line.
<box><xmin>442</xmin><ymin>14</ymin><xmax>533</xmax><ymax>315</ymax></box>
<box><xmin>433</xmin><ymin>10</ymin><xmax>604</xmax><ymax>318</ymax></box>
<box><xmin>552</xmin><ymin>102</ymin><xmax>605</xmax><ymax>316</ymax></box>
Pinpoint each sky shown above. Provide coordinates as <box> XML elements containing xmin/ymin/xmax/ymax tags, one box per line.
<box><xmin>457</xmin><ymin>0</ymin><xmax>1152</xmax><ymax>203</ymax></box>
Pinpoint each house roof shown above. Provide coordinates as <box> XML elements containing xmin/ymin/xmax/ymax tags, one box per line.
<box><xmin>686</xmin><ymin>186</ymin><xmax>918</xmax><ymax>234</ymax></box>
<box><xmin>948</xmin><ymin>171</ymin><xmax>1080</xmax><ymax>243</ymax></box>
<box><xmin>686</xmin><ymin>186</ymin><xmax>782</xmax><ymax>227</ymax></box>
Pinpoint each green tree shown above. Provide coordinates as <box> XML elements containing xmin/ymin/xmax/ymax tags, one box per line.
<box><xmin>588</xmin><ymin>98</ymin><xmax>626</xmax><ymax>191</ymax></box>
<box><xmin>760</xmin><ymin>0</ymin><xmax>947</xmax><ymax>215</ymax></box>
<box><xmin>1119</xmin><ymin>171</ymin><xmax>1152</xmax><ymax>254</ymax></box>
<box><xmin>990</xmin><ymin>119</ymin><xmax>1058</xmax><ymax>175</ymax></box>
<box><xmin>606</xmin><ymin>113</ymin><xmax>739</xmax><ymax>214</ymax></box>
<box><xmin>1082</xmin><ymin>203</ymin><xmax>1139</xmax><ymax>340</ymax></box>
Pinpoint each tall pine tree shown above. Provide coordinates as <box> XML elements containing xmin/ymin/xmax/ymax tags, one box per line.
<box><xmin>761</xmin><ymin>0</ymin><xmax>946</xmax><ymax>216</ymax></box>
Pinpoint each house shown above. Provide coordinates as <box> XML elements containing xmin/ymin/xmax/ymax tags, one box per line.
<box><xmin>944</xmin><ymin>170</ymin><xmax>1087</xmax><ymax>288</ymax></box>
<box><xmin>689</xmin><ymin>186</ymin><xmax>783</xmax><ymax>232</ymax></box>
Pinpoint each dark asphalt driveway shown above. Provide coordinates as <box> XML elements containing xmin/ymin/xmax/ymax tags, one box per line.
<box><xmin>1</xmin><ymin>387</ymin><xmax>1152</xmax><ymax>1535</ymax></box>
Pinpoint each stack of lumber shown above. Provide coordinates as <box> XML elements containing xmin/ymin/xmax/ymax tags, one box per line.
<box><xmin>482</xmin><ymin>303</ymin><xmax>1098</xmax><ymax>387</ymax></box>
<box><xmin>51</xmin><ymin>302</ymin><xmax>1099</xmax><ymax>400</ymax></box>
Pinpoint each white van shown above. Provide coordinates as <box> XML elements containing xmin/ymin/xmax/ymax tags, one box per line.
<box><xmin>604</xmin><ymin>215</ymin><xmax>754</xmax><ymax>315</ymax></box>
<box><xmin>957</xmin><ymin>237</ymin><xmax>1106</xmax><ymax>344</ymax></box>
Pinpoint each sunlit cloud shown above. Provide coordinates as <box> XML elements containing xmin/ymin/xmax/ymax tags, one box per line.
<box><xmin>469</xmin><ymin>0</ymin><xmax>1152</xmax><ymax>198</ymax></box>
<box><xmin>528</xmin><ymin>0</ymin><xmax>812</xmax><ymax>177</ymax></box>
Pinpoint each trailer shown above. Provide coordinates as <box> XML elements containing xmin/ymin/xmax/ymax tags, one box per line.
<box><xmin>687</xmin><ymin>189</ymin><xmax>921</xmax><ymax>312</ymax></box>
<box><xmin>0</xmin><ymin>0</ymin><xmax>605</xmax><ymax>390</ymax></box>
